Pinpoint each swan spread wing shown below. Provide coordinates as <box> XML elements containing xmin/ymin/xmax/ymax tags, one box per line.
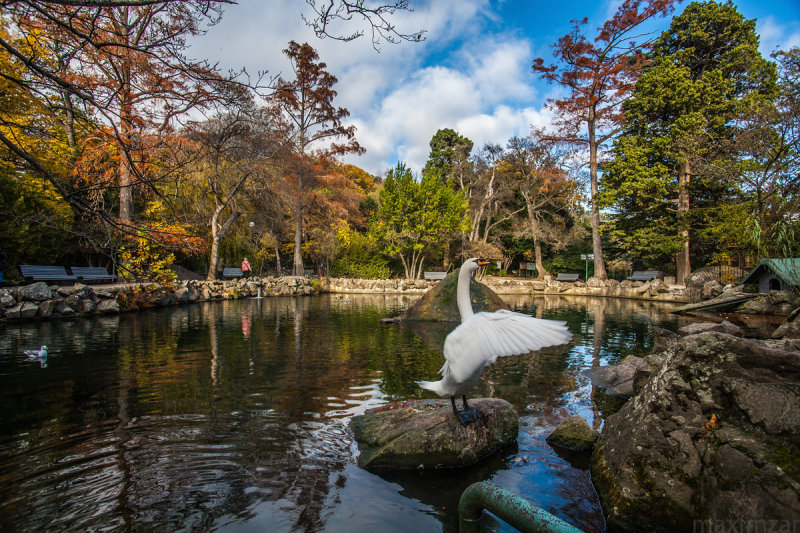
<box><xmin>442</xmin><ymin>310</ymin><xmax>571</xmax><ymax>383</ymax></box>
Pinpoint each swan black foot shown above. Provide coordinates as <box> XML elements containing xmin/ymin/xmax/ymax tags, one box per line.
<box><xmin>451</xmin><ymin>396</ymin><xmax>479</xmax><ymax>426</ymax></box>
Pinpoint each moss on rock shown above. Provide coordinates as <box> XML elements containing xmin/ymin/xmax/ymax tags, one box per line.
<box><xmin>399</xmin><ymin>269</ymin><xmax>508</xmax><ymax>321</ymax></box>
<box><xmin>546</xmin><ymin>415</ymin><xmax>599</xmax><ymax>452</ymax></box>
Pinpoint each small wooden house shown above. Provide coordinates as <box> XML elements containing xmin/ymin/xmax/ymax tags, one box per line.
<box><xmin>742</xmin><ymin>258</ymin><xmax>800</xmax><ymax>294</ymax></box>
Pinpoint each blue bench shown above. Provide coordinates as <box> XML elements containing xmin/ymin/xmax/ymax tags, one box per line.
<box><xmin>19</xmin><ymin>265</ymin><xmax>77</xmax><ymax>283</ymax></box>
<box><xmin>71</xmin><ymin>266</ymin><xmax>117</xmax><ymax>283</ymax></box>
<box><xmin>556</xmin><ymin>273</ymin><xmax>580</xmax><ymax>282</ymax></box>
<box><xmin>222</xmin><ymin>267</ymin><xmax>243</xmax><ymax>278</ymax></box>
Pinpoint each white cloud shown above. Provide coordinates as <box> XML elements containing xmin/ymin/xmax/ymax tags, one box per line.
<box><xmin>757</xmin><ymin>16</ymin><xmax>800</xmax><ymax>55</ymax></box>
<box><xmin>190</xmin><ymin>0</ymin><xmax>551</xmax><ymax>177</ymax></box>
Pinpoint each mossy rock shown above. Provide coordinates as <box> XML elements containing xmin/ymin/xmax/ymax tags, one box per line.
<box><xmin>399</xmin><ymin>269</ymin><xmax>509</xmax><ymax>321</ymax></box>
<box><xmin>546</xmin><ymin>415</ymin><xmax>599</xmax><ymax>452</ymax></box>
<box><xmin>350</xmin><ymin>398</ymin><xmax>518</xmax><ymax>469</ymax></box>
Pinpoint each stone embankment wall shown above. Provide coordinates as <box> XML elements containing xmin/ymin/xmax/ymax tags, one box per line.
<box><xmin>324</xmin><ymin>276</ymin><xmax>689</xmax><ymax>302</ymax></box>
<box><xmin>9</xmin><ymin>272</ymin><xmax>789</xmax><ymax>322</ymax></box>
<box><xmin>0</xmin><ymin>276</ymin><xmax>316</xmax><ymax>320</ymax></box>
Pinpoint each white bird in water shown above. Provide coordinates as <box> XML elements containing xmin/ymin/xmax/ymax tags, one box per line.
<box><xmin>417</xmin><ymin>258</ymin><xmax>572</xmax><ymax>425</ymax></box>
<box><xmin>23</xmin><ymin>345</ymin><xmax>48</xmax><ymax>367</ymax></box>
<box><xmin>23</xmin><ymin>345</ymin><xmax>47</xmax><ymax>359</ymax></box>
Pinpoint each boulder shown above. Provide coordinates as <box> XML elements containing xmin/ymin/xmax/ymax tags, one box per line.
<box><xmin>37</xmin><ymin>300</ymin><xmax>55</xmax><ymax>318</ymax></box>
<box><xmin>591</xmin><ymin>332</ymin><xmax>800</xmax><ymax>532</ymax></box>
<box><xmin>685</xmin><ymin>267</ymin><xmax>720</xmax><ymax>302</ymax></box>
<box><xmin>6</xmin><ymin>302</ymin><xmax>39</xmax><ymax>319</ymax></box>
<box><xmin>702</xmin><ymin>280</ymin><xmax>723</xmax><ymax>300</ymax></box>
<box><xmin>583</xmin><ymin>355</ymin><xmax>648</xmax><ymax>398</ymax></box>
<box><xmin>0</xmin><ymin>290</ymin><xmax>16</xmax><ymax>307</ymax></box>
<box><xmin>96</xmin><ymin>299</ymin><xmax>120</xmax><ymax>314</ymax></box>
<box><xmin>20</xmin><ymin>282</ymin><xmax>52</xmax><ymax>302</ymax></box>
<box><xmin>678</xmin><ymin>320</ymin><xmax>742</xmax><ymax>337</ymax></box>
<box><xmin>772</xmin><ymin>309</ymin><xmax>800</xmax><ymax>339</ymax></box>
<box><xmin>546</xmin><ymin>415</ymin><xmax>599</xmax><ymax>452</ymax></box>
<box><xmin>397</xmin><ymin>269</ymin><xmax>508</xmax><ymax>321</ymax></box>
<box><xmin>350</xmin><ymin>398</ymin><xmax>518</xmax><ymax>469</ymax></box>
<box><xmin>53</xmin><ymin>300</ymin><xmax>74</xmax><ymax>315</ymax></box>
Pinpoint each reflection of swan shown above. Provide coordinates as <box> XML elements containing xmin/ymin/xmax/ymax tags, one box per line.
<box><xmin>417</xmin><ymin>258</ymin><xmax>573</xmax><ymax>425</ymax></box>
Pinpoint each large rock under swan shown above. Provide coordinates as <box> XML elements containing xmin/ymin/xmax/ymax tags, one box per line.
<box><xmin>350</xmin><ymin>398</ymin><xmax>518</xmax><ymax>469</ymax></box>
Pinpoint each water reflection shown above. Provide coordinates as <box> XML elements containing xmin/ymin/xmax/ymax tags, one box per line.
<box><xmin>0</xmin><ymin>294</ymin><xmax>694</xmax><ymax>532</ymax></box>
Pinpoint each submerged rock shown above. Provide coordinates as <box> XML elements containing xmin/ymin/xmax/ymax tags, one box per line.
<box><xmin>591</xmin><ymin>331</ymin><xmax>800</xmax><ymax>532</ymax></box>
<box><xmin>350</xmin><ymin>398</ymin><xmax>518</xmax><ymax>469</ymax></box>
<box><xmin>398</xmin><ymin>269</ymin><xmax>508</xmax><ymax>321</ymax></box>
<box><xmin>546</xmin><ymin>415</ymin><xmax>599</xmax><ymax>452</ymax></box>
<box><xmin>583</xmin><ymin>355</ymin><xmax>648</xmax><ymax>398</ymax></box>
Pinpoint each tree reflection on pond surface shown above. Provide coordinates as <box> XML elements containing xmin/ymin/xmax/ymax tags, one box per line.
<box><xmin>0</xmin><ymin>294</ymin><xmax>694</xmax><ymax>532</ymax></box>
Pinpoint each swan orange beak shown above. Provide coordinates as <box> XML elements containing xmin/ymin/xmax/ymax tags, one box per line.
<box><xmin>477</xmin><ymin>259</ymin><xmax>490</xmax><ymax>266</ymax></box>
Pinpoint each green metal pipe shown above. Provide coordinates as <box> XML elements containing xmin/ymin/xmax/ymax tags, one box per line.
<box><xmin>458</xmin><ymin>481</ymin><xmax>584</xmax><ymax>533</ymax></box>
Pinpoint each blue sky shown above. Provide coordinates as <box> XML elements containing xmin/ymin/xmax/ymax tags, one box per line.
<box><xmin>188</xmin><ymin>0</ymin><xmax>800</xmax><ymax>177</ymax></box>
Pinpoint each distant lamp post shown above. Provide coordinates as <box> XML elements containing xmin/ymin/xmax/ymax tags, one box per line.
<box><xmin>249</xmin><ymin>221</ymin><xmax>255</xmax><ymax>228</ymax></box>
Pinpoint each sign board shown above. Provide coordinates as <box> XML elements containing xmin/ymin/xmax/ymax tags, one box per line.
<box><xmin>580</xmin><ymin>254</ymin><xmax>595</xmax><ymax>260</ymax></box>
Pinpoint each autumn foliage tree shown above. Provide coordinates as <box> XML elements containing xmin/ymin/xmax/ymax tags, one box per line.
<box><xmin>272</xmin><ymin>41</ymin><xmax>364</xmax><ymax>276</ymax></box>
<box><xmin>0</xmin><ymin>0</ymin><xmax>236</xmax><ymax>266</ymax></box>
<box><xmin>500</xmin><ymin>136</ymin><xmax>579</xmax><ymax>278</ymax></box>
<box><xmin>532</xmin><ymin>0</ymin><xmax>678</xmax><ymax>280</ymax></box>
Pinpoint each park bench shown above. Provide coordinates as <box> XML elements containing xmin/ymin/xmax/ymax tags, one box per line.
<box><xmin>222</xmin><ymin>267</ymin><xmax>243</xmax><ymax>278</ymax></box>
<box><xmin>424</xmin><ymin>271</ymin><xmax>447</xmax><ymax>281</ymax></box>
<box><xmin>19</xmin><ymin>265</ymin><xmax>77</xmax><ymax>283</ymax></box>
<box><xmin>627</xmin><ymin>270</ymin><xmax>663</xmax><ymax>282</ymax></box>
<box><xmin>70</xmin><ymin>266</ymin><xmax>117</xmax><ymax>283</ymax></box>
<box><xmin>556</xmin><ymin>273</ymin><xmax>580</xmax><ymax>282</ymax></box>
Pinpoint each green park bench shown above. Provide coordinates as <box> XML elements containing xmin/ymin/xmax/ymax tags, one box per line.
<box><xmin>556</xmin><ymin>273</ymin><xmax>580</xmax><ymax>282</ymax></box>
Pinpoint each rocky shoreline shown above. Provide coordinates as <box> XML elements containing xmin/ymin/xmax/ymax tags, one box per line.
<box><xmin>2</xmin><ymin>271</ymin><xmax>798</xmax><ymax>321</ymax></box>
<box><xmin>581</xmin><ymin>318</ymin><xmax>800</xmax><ymax>531</ymax></box>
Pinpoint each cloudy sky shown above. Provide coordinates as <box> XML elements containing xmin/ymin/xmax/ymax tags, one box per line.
<box><xmin>188</xmin><ymin>0</ymin><xmax>800</xmax><ymax>177</ymax></box>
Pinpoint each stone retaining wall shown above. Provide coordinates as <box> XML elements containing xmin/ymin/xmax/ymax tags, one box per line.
<box><xmin>7</xmin><ymin>273</ymin><xmax>778</xmax><ymax>322</ymax></box>
<box><xmin>0</xmin><ymin>276</ymin><xmax>316</xmax><ymax>320</ymax></box>
<box><xmin>324</xmin><ymin>275</ymin><xmax>690</xmax><ymax>302</ymax></box>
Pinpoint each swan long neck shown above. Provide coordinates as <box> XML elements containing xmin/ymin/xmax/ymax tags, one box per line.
<box><xmin>457</xmin><ymin>266</ymin><xmax>475</xmax><ymax>323</ymax></box>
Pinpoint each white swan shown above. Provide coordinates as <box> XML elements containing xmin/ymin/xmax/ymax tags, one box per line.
<box><xmin>417</xmin><ymin>258</ymin><xmax>572</xmax><ymax>425</ymax></box>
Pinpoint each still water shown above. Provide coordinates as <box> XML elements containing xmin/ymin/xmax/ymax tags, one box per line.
<box><xmin>0</xmin><ymin>294</ymin><xmax>694</xmax><ymax>532</ymax></box>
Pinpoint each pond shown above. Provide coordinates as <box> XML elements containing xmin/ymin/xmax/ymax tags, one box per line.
<box><xmin>0</xmin><ymin>293</ymin><xmax>696</xmax><ymax>532</ymax></box>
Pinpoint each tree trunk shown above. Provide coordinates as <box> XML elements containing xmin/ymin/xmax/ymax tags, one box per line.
<box><xmin>676</xmin><ymin>160</ymin><xmax>691</xmax><ymax>286</ymax></box>
<box><xmin>523</xmin><ymin>192</ymin><xmax>550</xmax><ymax>279</ymax></box>
<box><xmin>588</xmin><ymin>114</ymin><xmax>608</xmax><ymax>280</ymax></box>
<box><xmin>207</xmin><ymin>208</ymin><xmax>222</xmax><ymax>281</ymax></box>
<box><xmin>275</xmin><ymin>241</ymin><xmax>282</xmax><ymax>276</ymax></box>
<box><xmin>206</xmin><ymin>203</ymin><xmax>240</xmax><ymax>281</ymax></box>
<box><xmin>118</xmin><ymin>8</ymin><xmax>134</xmax><ymax>223</ymax></box>
<box><xmin>292</xmin><ymin>192</ymin><xmax>304</xmax><ymax>276</ymax></box>
<box><xmin>533</xmin><ymin>236</ymin><xmax>547</xmax><ymax>279</ymax></box>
